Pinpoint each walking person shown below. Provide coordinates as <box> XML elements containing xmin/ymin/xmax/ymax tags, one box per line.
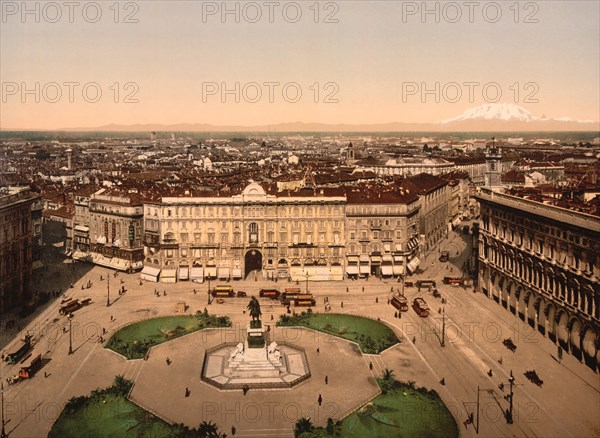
<box><xmin>318</xmin><ymin>394</ymin><xmax>323</xmax><ymax>406</ymax></box>
<box><xmin>325</xmin><ymin>375</ymin><xmax>328</xmax><ymax>385</ymax></box>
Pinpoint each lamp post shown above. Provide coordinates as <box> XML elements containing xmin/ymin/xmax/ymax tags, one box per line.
<box><xmin>106</xmin><ymin>271</ymin><xmax>110</xmax><ymax>307</ymax></box>
<box><xmin>441</xmin><ymin>307</ymin><xmax>446</xmax><ymax>347</ymax></box>
<box><xmin>207</xmin><ymin>276</ymin><xmax>211</xmax><ymax>305</ymax></box>
<box><xmin>68</xmin><ymin>313</ymin><xmax>74</xmax><ymax>355</ymax></box>
<box><xmin>1</xmin><ymin>382</ymin><xmax>7</xmax><ymax>438</ymax></box>
<box><xmin>506</xmin><ymin>370</ymin><xmax>515</xmax><ymax>424</ymax></box>
<box><xmin>475</xmin><ymin>385</ymin><xmax>494</xmax><ymax>434</ymax></box>
<box><xmin>305</xmin><ymin>271</ymin><xmax>309</xmax><ymax>294</ymax></box>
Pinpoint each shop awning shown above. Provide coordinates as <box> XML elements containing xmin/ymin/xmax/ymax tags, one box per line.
<box><xmin>178</xmin><ymin>267</ymin><xmax>189</xmax><ymax>280</ymax></box>
<box><xmin>190</xmin><ymin>267</ymin><xmax>204</xmax><ymax>280</ymax></box>
<box><xmin>406</xmin><ymin>257</ymin><xmax>421</xmax><ymax>273</ymax></box>
<box><xmin>232</xmin><ymin>268</ymin><xmax>242</xmax><ymax>279</ymax></box>
<box><xmin>452</xmin><ymin>217</ymin><xmax>461</xmax><ymax>227</ymax></box>
<box><xmin>382</xmin><ymin>254</ymin><xmax>393</xmax><ymax>263</ymax></box>
<box><xmin>161</xmin><ymin>269</ymin><xmax>177</xmax><ymax>278</ymax></box>
<box><xmin>347</xmin><ymin>256</ymin><xmax>359</xmax><ymax>263</ymax></box>
<box><xmin>141</xmin><ymin>266</ymin><xmax>160</xmax><ymax>282</ymax></box>
<box><xmin>346</xmin><ymin>265</ymin><xmax>359</xmax><ymax>275</ymax></box>
<box><xmin>217</xmin><ymin>267</ymin><xmax>230</xmax><ymax>279</ymax></box>
<box><xmin>359</xmin><ymin>264</ymin><xmax>370</xmax><ymax>274</ymax></box>
<box><xmin>74</xmin><ymin>225</ymin><xmax>89</xmax><ymax>233</ymax></box>
<box><xmin>205</xmin><ymin>266</ymin><xmax>217</xmax><ymax>278</ymax></box>
<box><xmin>371</xmin><ymin>256</ymin><xmax>381</xmax><ymax>264</ymax></box>
<box><xmin>132</xmin><ymin>261</ymin><xmax>143</xmax><ymax>270</ymax></box>
<box><xmin>394</xmin><ymin>255</ymin><xmax>403</xmax><ymax>263</ymax></box>
<box><xmin>141</xmin><ymin>266</ymin><xmax>161</xmax><ymax>277</ymax></box>
<box><xmin>393</xmin><ymin>265</ymin><xmax>404</xmax><ymax>275</ymax></box>
<box><xmin>381</xmin><ymin>265</ymin><xmax>393</xmax><ymax>276</ymax></box>
<box><xmin>359</xmin><ymin>255</ymin><xmax>370</xmax><ymax>263</ymax></box>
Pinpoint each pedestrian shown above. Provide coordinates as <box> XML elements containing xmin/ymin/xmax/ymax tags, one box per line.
<box><xmin>412</xmin><ymin>336</ymin><xmax>416</xmax><ymax>344</ymax></box>
<box><xmin>362</xmin><ymin>286</ymin><xmax>364</xmax><ymax>292</ymax></box>
<box><xmin>369</xmin><ymin>361</ymin><xmax>373</xmax><ymax>370</ymax></box>
<box><xmin>318</xmin><ymin>394</ymin><xmax>323</xmax><ymax>406</ymax></box>
<box><xmin>164</xmin><ymin>290</ymin><xmax>167</xmax><ymax>296</ymax></box>
<box><xmin>271</xmin><ymin>314</ymin><xmax>274</xmax><ymax>321</ymax></box>
<box><xmin>317</xmin><ymin>347</ymin><xmax>320</xmax><ymax>354</ymax></box>
<box><xmin>390</xmin><ymin>286</ymin><xmax>393</xmax><ymax>292</ymax></box>
<box><xmin>193</xmin><ymin>288</ymin><xmax>196</xmax><ymax>294</ymax></box>
<box><xmin>498</xmin><ymin>356</ymin><xmax>503</xmax><ymax>365</ymax></box>
<box><xmin>498</xmin><ymin>382</ymin><xmax>504</xmax><ymax>392</ymax></box>
<box><xmin>341</xmin><ymin>301</ymin><xmax>344</xmax><ymax>308</ymax></box>
<box><xmin>346</xmin><ymin>286</ymin><xmax>349</xmax><ymax>293</ymax></box>
<box><xmin>166</xmin><ymin>357</ymin><xmax>171</xmax><ymax>365</ymax></box>
<box><xmin>394</xmin><ymin>311</ymin><xmax>398</xmax><ymax>318</ymax></box>
<box><xmin>44</xmin><ymin>371</ymin><xmax>47</xmax><ymax>378</ymax></box>
<box><xmin>375</xmin><ymin>297</ymin><xmax>378</xmax><ymax>303</ymax></box>
<box><xmin>325</xmin><ymin>376</ymin><xmax>328</xmax><ymax>385</ymax></box>
<box><xmin>440</xmin><ymin>377</ymin><xmax>445</xmax><ymax>385</ymax></box>
<box><xmin>185</xmin><ymin>387</ymin><xmax>190</xmax><ymax>397</ymax></box>
<box><xmin>487</xmin><ymin>369</ymin><xmax>493</xmax><ymax>377</ymax></box>
<box><xmin>231</xmin><ymin>426</ymin><xmax>236</xmax><ymax>436</ymax></box>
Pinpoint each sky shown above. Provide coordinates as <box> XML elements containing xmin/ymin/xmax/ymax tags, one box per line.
<box><xmin>1</xmin><ymin>0</ymin><xmax>599</xmax><ymax>129</ymax></box>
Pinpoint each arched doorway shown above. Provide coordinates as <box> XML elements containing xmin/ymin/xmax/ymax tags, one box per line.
<box><xmin>245</xmin><ymin>250</ymin><xmax>262</xmax><ymax>278</ymax></box>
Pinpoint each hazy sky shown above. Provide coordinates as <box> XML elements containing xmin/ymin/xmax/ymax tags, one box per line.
<box><xmin>1</xmin><ymin>0</ymin><xmax>599</xmax><ymax>129</ymax></box>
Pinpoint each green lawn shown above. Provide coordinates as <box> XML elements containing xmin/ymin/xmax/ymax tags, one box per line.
<box><xmin>339</xmin><ymin>387</ymin><xmax>459</xmax><ymax>438</ymax></box>
<box><xmin>277</xmin><ymin>313</ymin><xmax>399</xmax><ymax>354</ymax></box>
<box><xmin>106</xmin><ymin>313</ymin><xmax>231</xmax><ymax>359</ymax></box>
<box><xmin>49</xmin><ymin>394</ymin><xmax>177</xmax><ymax>438</ymax></box>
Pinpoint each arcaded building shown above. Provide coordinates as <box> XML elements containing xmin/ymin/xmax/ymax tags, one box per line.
<box><xmin>476</xmin><ymin>187</ymin><xmax>600</xmax><ymax>371</ymax></box>
<box><xmin>0</xmin><ymin>187</ymin><xmax>38</xmax><ymax>312</ymax></box>
<box><xmin>141</xmin><ymin>183</ymin><xmax>346</xmax><ymax>283</ymax></box>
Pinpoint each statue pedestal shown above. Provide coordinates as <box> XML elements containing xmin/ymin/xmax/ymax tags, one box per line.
<box><xmin>226</xmin><ymin>340</ymin><xmax>284</xmax><ymax>378</ymax></box>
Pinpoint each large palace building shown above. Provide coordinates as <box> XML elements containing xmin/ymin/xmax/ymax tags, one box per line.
<box><xmin>476</xmin><ymin>187</ymin><xmax>600</xmax><ymax>371</ymax></box>
<box><xmin>0</xmin><ymin>187</ymin><xmax>38</xmax><ymax>312</ymax></box>
<box><xmin>140</xmin><ymin>183</ymin><xmax>420</xmax><ymax>283</ymax></box>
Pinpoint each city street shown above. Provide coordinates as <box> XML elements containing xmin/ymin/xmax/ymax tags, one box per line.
<box><xmin>1</xmin><ymin>229</ymin><xmax>599</xmax><ymax>437</ymax></box>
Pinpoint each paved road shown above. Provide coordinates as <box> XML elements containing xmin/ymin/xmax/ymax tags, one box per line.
<box><xmin>1</xmin><ymin>231</ymin><xmax>598</xmax><ymax>437</ymax></box>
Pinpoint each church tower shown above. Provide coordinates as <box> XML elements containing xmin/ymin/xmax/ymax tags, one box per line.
<box><xmin>484</xmin><ymin>137</ymin><xmax>502</xmax><ymax>191</ymax></box>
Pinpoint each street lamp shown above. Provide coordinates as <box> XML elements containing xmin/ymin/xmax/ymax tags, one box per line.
<box><xmin>441</xmin><ymin>307</ymin><xmax>446</xmax><ymax>347</ymax></box>
<box><xmin>207</xmin><ymin>276</ymin><xmax>211</xmax><ymax>305</ymax></box>
<box><xmin>506</xmin><ymin>370</ymin><xmax>515</xmax><ymax>424</ymax></box>
<box><xmin>1</xmin><ymin>382</ymin><xmax>7</xmax><ymax>438</ymax></box>
<box><xmin>106</xmin><ymin>271</ymin><xmax>110</xmax><ymax>307</ymax></box>
<box><xmin>68</xmin><ymin>313</ymin><xmax>74</xmax><ymax>355</ymax></box>
<box><xmin>305</xmin><ymin>271</ymin><xmax>309</xmax><ymax>294</ymax></box>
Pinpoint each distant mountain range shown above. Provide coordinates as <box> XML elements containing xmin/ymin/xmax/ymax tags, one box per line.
<box><xmin>8</xmin><ymin>104</ymin><xmax>600</xmax><ymax>133</ymax></box>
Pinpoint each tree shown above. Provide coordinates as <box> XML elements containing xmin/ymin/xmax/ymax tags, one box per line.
<box><xmin>198</xmin><ymin>420</ymin><xmax>222</xmax><ymax>437</ymax></box>
<box><xmin>382</xmin><ymin>368</ymin><xmax>395</xmax><ymax>382</ymax></box>
<box><xmin>247</xmin><ymin>296</ymin><xmax>262</xmax><ymax>322</ymax></box>
<box><xmin>379</xmin><ymin>368</ymin><xmax>396</xmax><ymax>393</ymax></box>
<box><xmin>295</xmin><ymin>417</ymin><xmax>313</xmax><ymax>437</ymax></box>
<box><xmin>422</xmin><ymin>143</ymin><xmax>430</xmax><ymax>153</ymax></box>
<box><xmin>113</xmin><ymin>374</ymin><xmax>133</xmax><ymax>395</ymax></box>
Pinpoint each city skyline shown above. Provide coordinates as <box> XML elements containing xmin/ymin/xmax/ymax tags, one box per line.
<box><xmin>1</xmin><ymin>1</ymin><xmax>599</xmax><ymax>130</ymax></box>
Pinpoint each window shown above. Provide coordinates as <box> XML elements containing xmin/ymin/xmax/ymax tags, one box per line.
<box><xmin>180</xmin><ymin>233</ymin><xmax>188</xmax><ymax>243</ymax></box>
<box><xmin>249</xmin><ymin>223</ymin><xmax>259</xmax><ymax>243</ymax></box>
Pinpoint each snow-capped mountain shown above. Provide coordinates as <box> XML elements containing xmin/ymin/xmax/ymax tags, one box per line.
<box><xmin>440</xmin><ymin>103</ymin><xmax>597</xmax><ymax>124</ymax></box>
<box><xmin>441</xmin><ymin>103</ymin><xmax>537</xmax><ymax>123</ymax></box>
